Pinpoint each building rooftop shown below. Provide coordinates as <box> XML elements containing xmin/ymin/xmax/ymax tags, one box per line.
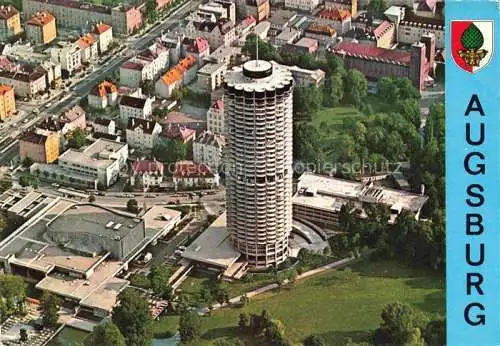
<box><xmin>61</xmin><ymin>105</ymin><xmax>85</xmax><ymax>123</ymax></box>
<box><xmin>294</xmin><ymin>37</ymin><xmax>318</xmax><ymax>49</ymax></box>
<box><xmin>27</xmin><ymin>11</ymin><xmax>55</xmax><ymax>26</ymax></box>
<box><xmin>373</xmin><ymin>20</ymin><xmax>394</xmax><ymax>39</ymax></box>
<box><xmin>224</xmin><ymin>60</ymin><xmax>294</xmax><ymax>92</ymax></box>
<box><xmin>331</xmin><ymin>41</ymin><xmax>411</xmax><ymax>65</ymax></box>
<box><xmin>163</xmin><ymin>124</ymin><xmax>196</xmax><ymax>141</ymax></box>
<box><xmin>121</xmin><ymin>60</ymin><xmax>145</xmax><ymax>71</ymax></box>
<box><xmin>120</xmin><ymin>95</ymin><xmax>147</xmax><ymax>109</ymax></box>
<box><xmin>132</xmin><ymin>159</ymin><xmax>164</xmax><ymax>174</ymax></box>
<box><xmin>93</xmin><ymin>118</ymin><xmax>113</xmax><ymax>126</ymax></box>
<box><xmin>293</xmin><ymin>172</ymin><xmax>428</xmax><ymax>213</ymax></box>
<box><xmin>127</xmin><ymin>117</ymin><xmax>159</xmax><ymax>134</ymax></box>
<box><xmin>198</xmin><ymin>62</ymin><xmax>226</xmax><ymax>75</ymax></box>
<box><xmin>26</xmin><ymin>0</ymin><xmax>112</xmax><ymax>15</ymax></box>
<box><xmin>94</xmin><ymin>22</ymin><xmax>112</xmax><ymax>35</ymax></box>
<box><xmin>59</xmin><ymin>138</ymin><xmax>127</xmax><ymax>169</ymax></box>
<box><xmin>194</xmin><ymin>131</ymin><xmax>225</xmax><ymax>148</ymax></box>
<box><xmin>183</xmin><ymin>36</ymin><xmax>210</xmax><ymax>54</ymax></box>
<box><xmin>0</xmin><ymin>84</ymin><xmax>13</xmax><ymax>95</ymax></box>
<box><xmin>77</xmin><ymin>33</ymin><xmax>97</xmax><ymax>49</ymax></box>
<box><xmin>181</xmin><ymin>212</ymin><xmax>240</xmax><ymax>269</ymax></box>
<box><xmin>161</xmin><ymin>111</ymin><xmax>205</xmax><ymax>126</ymax></box>
<box><xmin>192</xmin><ymin>18</ymin><xmax>234</xmax><ymax>35</ymax></box>
<box><xmin>19</xmin><ymin>131</ymin><xmax>51</xmax><ymax>145</ymax></box>
<box><xmin>275</xmin><ymin>28</ymin><xmax>299</xmax><ymax>42</ymax></box>
<box><xmin>211</xmin><ymin>99</ymin><xmax>223</xmax><ymax>110</ymax></box>
<box><xmin>269</xmin><ymin>9</ymin><xmax>297</xmax><ymax>27</ymax></box>
<box><xmin>305</xmin><ymin>22</ymin><xmax>336</xmax><ymax>37</ymax></box>
<box><xmin>160</xmin><ymin>55</ymin><xmax>197</xmax><ymax>86</ymax></box>
<box><xmin>91</xmin><ymin>81</ymin><xmax>117</xmax><ymax>97</ymax></box>
<box><xmin>400</xmin><ymin>9</ymin><xmax>444</xmax><ymax>29</ymax></box>
<box><xmin>0</xmin><ymin>5</ymin><xmax>18</xmax><ymax>20</ymax></box>
<box><xmin>318</xmin><ymin>8</ymin><xmax>351</xmax><ymax>21</ymax></box>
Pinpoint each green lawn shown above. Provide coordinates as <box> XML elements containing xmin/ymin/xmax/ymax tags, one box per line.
<box><xmin>155</xmin><ymin>260</ymin><xmax>444</xmax><ymax>345</ymax></box>
<box><xmin>310</xmin><ymin>107</ymin><xmax>364</xmax><ymax>136</ymax></box>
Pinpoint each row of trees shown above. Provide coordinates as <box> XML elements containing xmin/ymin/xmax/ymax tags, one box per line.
<box><xmin>238</xmin><ymin>310</ymin><xmax>289</xmax><ymax>346</ymax></box>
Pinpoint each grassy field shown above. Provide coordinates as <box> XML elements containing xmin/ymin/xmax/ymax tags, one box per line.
<box><xmin>309</xmin><ymin>107</ymin><xmax>364</xmax><ymax>136</ymax></box>
<box><xmin>153</xmin><ymin>260</ymin><xmax>444</xmax><ymax>345</ymax></box>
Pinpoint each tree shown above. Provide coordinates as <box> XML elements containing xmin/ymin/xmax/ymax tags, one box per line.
<box><xmin>242</xmin><ymin>34</ymin><xmax>278</xmax><ymax>61</ymax></box>
<box><xmin>424</xmin><ymin>319</ymin><xmax>445</xmax><ymax>346</ymax></box>
<box><xmin>140</xmin><ymin>79</ymin><xmax>155</xmax><ymax>96</ymax></box>
<box><xmin>22</xmin><ymin>156</ymin><xmax>33</xmax><ymax>168</ymax></box>
<box><xmin>214</xmin><ymin>284</ymin><xmax>229</xmax><ymax>306</ymax></box>
<box><xmin>394</xmin><ymin>78</ymin><xmax>420</xmax><ymax>100</ymax></box>
<box><xmin>126</xmin><ymin>199</ymin><xmax>139</xmax><ymax>214</ymax></box>
<box><xmin>178</xmin><ymin>311</ymin><xmax>202</xmax><ymax>343</ymax></box>
<box><xmin>239</xmin><ymin>313</ymin><xmax>249</xmax><ymax>331</ymax></box>
<box><xmin>0</xmin><ymin>274</ymin><xmax>26</xmax><ymax>321</ymax></box>
<box><xmin>293</xmin><ymin>87</ymin><xmax>323</xmax><ymax>118</ymax></box>
<box><xmin>152</xmin><ymin>138</ymin><xmax>188</xmax><ymax>165</ymax></box>
<box><xmin>343</xmin><ymin>69</ymin><xmax>367</xmax><ymax>108</ymax></box>
<box><xmin>148</xmin><ymin>265</ymin><xmax>173</xmax><ymax>299</ymax></box>
<box><xmin>18</xmin><ymin>173</ymin><xmax>39</xmax><ymax>188</ymax></box>
<box><xmin>377</xmin><ymin>77</ymin><xmax>399</xmax><ymax>101</ymax></box>
<box><xmin>88</xmin><ymin>194</ymin><xmax>96</xmax><ymax>203</ymax></box>
<box><xmin>84</xmin><ymin>321</ymin><xmax>126</xmax><ymax>346</ymax></box>
<box><xmin>287</xmin><ymin>269</ymin><xmax>297</xmax><ymax>284</ymax></box>
<box><xmin>304</xmin><ymin>334</ymin><xmax>326</xmax><ymax>346</ymax></box>
<box><xmin>373</xmin><ymin>302</ymin><xmax>427</xmax><ymax>346</ymax></box>
<box><xmin>396</xmin><ymin>99</ymin><xmax>421</xmax><ymax>129</ymax></box>
<box><xmin>323</xmin><ymin>73</ymin><xmax>344</xmax><ymax>107</ymax></box>
<box><xmin>112</xmin><ymin>288</ymin><xmax>152</xmax><ymax>346</ymax></box>
<box><xmin>145</xmin><ymin>0</ymin><xmax>158</xmax><ymax>23</ymax></box>
<box><xmin>20</xmin><ymin>328</ymin><xmax>28</xmax><ymax>342</ymax></box>
<box><xmin>67</xmin><ymin>128</ymin><xmax>87</xmax><ymax>149</ymax></box>
<box><xmin>40</xmin><ymin>292</ymin><xmax>61</xmax><ymax>328</ymax></box>
<box><xmin>293</xmin><ymin>123</ymin><xmax>325</xmax><ymax>166</ymax></box>
<box><xmin>367</xmin><ymin>0</ymin><xmax>388</xmax><ymax>18</ymax></box>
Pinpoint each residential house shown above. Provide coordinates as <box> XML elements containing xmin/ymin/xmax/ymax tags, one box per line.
<box><xmin>88</xmin><ymin>81</ymin><xmax>118</xmax><ymax>109</ymax></box>
<box><xmin>204</xmin><ymin>46</ymin><xmax>241</xmax><ymax>66</ymax></box>
<box><xmin>316</xmin><ymin>8</ymin><xmax>352</xmax><ymax>34</ymax></box>
<box><xmin>181</xmin><ymin>36</ymin><xmax>210</xmax><ymax>68</ymax></box>
<box><xmin>206</xmin><ymin>99</ymin><xmax>224</xmax><ymax>134</ymax></box>
<box><xmin>197</xmin><ymin>62</ymin><xmax>227</xmax><ymax>91</ymax></box>
<box><xmin>160</xmin><ymin>111</ymin><xmax>206</xmax><ymax>131</ymax></box>
<box><xmin>76</xmin><ymin>33</ymin><xmax>99</xmax><ymax>63</ymax></box>
<box><xmin>173</xmin><ymin>160</ymin><xmax>219</xmax><ymax>190</ymax></box>
<box><xmin>0</xmin><ymin>5</ymin><xmax>21</xmax><ymax>41</ymax></box>
<box><xmin>92</xmin><ymin>23</ymin><xmax>113</xmax><ymax>54</ymax></box>
<box><xmin>161</xmin><ymin>34</ymin><xmax>182</xmax><ymax>65</ymax></box>
<box><xmin>163</xmin><ymin>124</ymin><xmax>196</xmax><ymax>144</ymax></box>
<box><xmin>193</xmin><ymin>130</ymin><xmax>225</xmax><ymax>170</ymax></box>
<box><xmin>274</xmin><ymin>27</ymin><xmax>300</xmax><ymax>48</ymax></box>
<box><xmin>235</xmin><ymin>0</ymin><xmax>270</xmax><ymax>23</ymax></box>
<box><xmin>185</xmin><ymin>18</ymin><xmax>236</xmax><ymax>50</ymax></box>
<box><xmin>304</xmin><ymin>22</ymin><xmax>337</xmax><ymax>44</ymax></box>
<box><xmin>50</xmin><ymin>42</ymin><xmax>81</xmax><ymax>76</ymax></box>
<box><xmin>268</xmin><ymin>9</ymin><xmax>296</xmax><ymax>37</ymax></box>
<box><xmin>390</xmin><ymin>7</ymin><xmax>444</xmax><ymax>49</ymax></box>
<box><xmin>130</xmin><ymin>159</ymin><xmax>164</xmax><ymax>188</ymax></box>
<box><xmin>26</xmin><ymin>11</ymin><xmax>56</xmax><ymax>45</ymax></box>
<box><xmin>125</xmin><ymin>117</ymin><xmax>162</xmax><ymax>150</ymax></box>
<box><xmin>120</xmin><ymin>41</ymin><xmax>169</xmax><ymax>87</ymax></box>
<box><xmin>60</xmin><ymin>105</ymin><xmax>86</xmax><ymax>132</ymax></box>
<box><xmin>0</xmin><ymin>84</ymin><xmax>15</xmax><ymax>121</ymax></box>
<box><xmin>284</xmin><ymin>0</ymin><xmax>320</xmax><ymax>12</ymax></box>
<box><xmin>119</xmin><ymin>95</ymin><xmax>153</xmax><ymax>122</ymax></box>
<box><xmin>155</xmin><ymin>55</ymin><xmax>197</xmax><ymax>99</ymax></box>
<box><xmin>235</xmin><ymin>16</ymin><xmax>256</xmax><ymax>46</ymax></box>
<box><xmin>0</xmin><ymin>64</ymin><xmax>47</xmax><ymax>97</ymax></box>
<box><xmin>324</xmin><ymin>0</ymin><xmax>357</xmax><ymax>17</ymax></box>
<box><xmin>19</xmin><ymin>130</ymin><xmax>59</xmax><ymax>164</ymax></box>
<box><xmin>90</xmin><ymin>118</ymin><xmax>115</xmax><ymax>135</ymax></box>
<box><xmin>289</xmin><ymin>37</ymin><xmax>319</xmax><ymax>55</ymax></box>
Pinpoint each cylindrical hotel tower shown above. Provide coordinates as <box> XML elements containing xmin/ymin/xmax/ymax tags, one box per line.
<box><xmin>223</xmin><ymin>60</ymin><xmax>294</xmax><ymax>268</ymax></box>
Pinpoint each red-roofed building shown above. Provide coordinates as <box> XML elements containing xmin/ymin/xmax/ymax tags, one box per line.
<box><xmin>163</xmin><ymin>124</ymin><xmax>196</xmax><ymax>143</ymax></box>
<box><xmin>77</xmin><ymin>33</ymin><xmax>98</xmax><ymax>63</ymax></box>
<box><xmin>0</xmin><ymin>5</ymin><xmax>21</xmax><ymax>40</ymax></box>
<box><xmin>155</xmin><ymin>55</ymin><xmax>198</xmax><ymax>99</ymax></box>
<box><xmin>330</xmin><ymin>32</ymin><xmax>435</xmax><ymax>92</ymax></box>
<box><xmin>26</xmin><ymin>11</ymin><xmax>56</xmax><ymax>44</ymax></box>
<box><xmin>131</xmin><ymin>158</ymin><xmax>164</xmax><ymax>188</ymax></box>
<box><xmin>120</xmin><ymin>41</ymin><xmax>169</xmax><ymax>88</ymax></box>
<box><xmin>88</xmin><ymin>81</ymin><xmax>118</xmax><ymax>109</ymax></box>
<box><xmin>372</xmin><ymin>20</ymin><xmax>395</xmax><ymax>49</ymax></box>
<box><xmin>181</xmin><ymin>36</ymin><xmax>210</xmax><ymax>67</ymax></box>
<box><xmin>185</xmin><ymin>18</ymin><xmax>236</xmax><ymax>50</ymax></box>
<box><xmin>317</xmin><ymin>8</ymin><xmax>351</xmax><ymax>34</ymax></box>
<box><xmin>207</xmin><ymin>99</ymin><xmax>224</xmax><ymax>134</ymax></box>
<box><xmin>156</xmin><ymin>0</ymin><xmax>172</xmax><ymax>10</ymax></box>
<box><xmin>173</xmin><ymin>160</ymin><xmax>219</xmax><ymax>190</ymax></box>
<box><xmin>92</xmin><ymin>22</ymin><xmax>113</xmax><ymax>53</ymax></box>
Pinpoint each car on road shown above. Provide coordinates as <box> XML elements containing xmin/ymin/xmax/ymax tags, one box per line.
<box><xmin>178</xmin><ymin>246</ymin><xmax>186</xmax><ymax>251</ymax></box>
<box><xmin>45</xmin><ymin>102</ymin><xmax>52</xmax><ymax>108</ymax></box>
<box><xmin>51</xmin><ymin>183</ymin><xmax>60</xmax><ymax>188</ymax></box>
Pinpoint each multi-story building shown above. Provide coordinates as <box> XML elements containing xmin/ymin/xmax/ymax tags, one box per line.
<box><xmin>57</xmin><ymin>138</ymin><xmax>128</xmax><ymax>188</ymax></box>
<box><xmin>293</xmin><ymin>172</ymin><xmax>428</xmax><ymax>229</ymax></box>
<box><xmin>206</xmin><ymin>99</ymin><xmax>224</xmax><ymax>134</ymax></box>
<box><xmin>284</xmin><ymin>64</ymin><xmax>326</xmax><ymax>88</ymax></box>
<box><xmin>0</xmin><ymin>5</ymin><xmax>21</xmax><ymax>41</ymax></box>
<box><xmin>197</xmin><ymin>62</ymin><xmax>227</xmax><ymax>91</ymax></box>
<box><xmin>173</xmin><ymin>160</ymin><xmax>219</xmax><ymax>190</ymax></box>
<box><xmin>185</xmin><ymin>18</ymin><xmax>236</xmax><ymax>50</ymax></box>
<box><xmin>0</xmin><ymin>84</ymin><xmax>15</xmax><ymax>121</ymax></box>
<box><xmin>325</xmin><ymin>0</ymin><xmax>358</xmax><ymax>17</ymax></box>
<box><xmin>289</xmin><ymin>37</ymin><xmax>319</xmax><ymax>55</ymax></box>
<box><xmin>213</xmin><ymin>0</ymin><xmax>236</xmax><ymax>24</ymax></box>
<box><xmin>26</xmin><ymin>11</ymin><xmax>56</xmax><ymax>45</ymax></box>
<box><xmin>88</xmin><ymin>81</ymin><xmax>118</xmax><ymax>109</ymax></box>
<box><xmin>163</xmin><ymin>124</ymin><xmax>196</xmax><ymax>144</ymax></box>
<box><xmin>155</xmin><ymin>55</ymin><xmax>197</xmax><ymax>99</ymax></box>
<box><xmin>76</xmin><ymin>33</ymin><xmax>99</xmax><ymax>63</ymax></box>
<box><xmin>316</xmin><ymin>8</ymin><xmax>352</xmax><ymax>34</ymax></box>
<box><xmin>274</xmin><ymin>27</ymin><xmax>300</xmax><ymax>48</ymax></box>
<box><xmin>181</xmin><ymin>36</ymin><xmax>210</xmax><ymax>68</ymax></box>
<box><xmin>330</xmin><ymin>32</ymin><xmax>435</xmax><ymax>92</ymax></box>
<box><xmin>284</xmin><ymin>0</ymin><xmax>320</xmax><ymax>12</ymax></box>
<box><xmin>119</xmin><ymin>95</ymin><xmax>153</xmax><ymax>122</ymax></box>
<box><xmin>50</xmin><ymin>42</ymin><xmax>81</xmax><ymax>76</ymax></box>
<box><xmin>125</xmin><ymin>117</ymin><xmax>162</xmax><ymax>150</ymax></box>
<box><xmin>0</xmin><ymin>66</ymin><xmax>47</xmax><ymax>97</ymax></box>
<box><xmin>22</xmin><ymin>0</ymin><xmax>142</xmax><ymax>35</ymax></box>
<box><xmin>304</xmin><ymin>22</ymin><xmax>337</xmax><ymax>44</ymax></box>
<box><xmin>193</xmin><ymin>130</ymin><xmax>225</xmax><ymax>171</ymax></box>
<box><xmin>130</xmin><ymin>159</ymin><xmax>164</xmax><ymax>188</ymax></box>
<box><xmin>90</xmin><ymin>118</ymin><xmax>115</xmax><ymax>135</ymax></box>
<box><xmin>92</xmin><ymin>23</ymin><xmax>113</xmax><ymax>54</ymax></box>
<box><xmin>236</xmin><ymin>0</ymin><xmax>270</xmax><ymax>23</ymax></box>
<box><xmin>205</xmin><ymin>46</ymin><xmax>242</xmax><ymax>66</ymax></box>
<box><xmin>120</xmin><ymin>41</ymin><xmax>169</xmax><ymax>88</ymax></box>
<box><xmin>235</xmin><ymin>16</ymin><xmax>256</xmax><ymax>46</ymax></box>
<box><xmin>198</xmin><ymin>1</ymin><xmax>234</xmax><ymax>23</ymax></box>
<box><xmin>19</xmin><ymin>130</ymin><xmax>59</xmax><ymax>164</ymax></box>
<box><xmin>268</xmin><ymin>9</ymin><xmax>296</xmax><ymax>36</ymax></box>
<box><xmin>224</xmin><ymin>60</ymin><xmax>294</xmax><ymax>268</ymax></box>
<box><xmin>60</xmin><ymin>105</ymin><xmax>86</xmax><ymax>132</ymax></box>
<box><xmin>160</xmin><ymin>111</ymin><xmax>206</xmax><ymax>131</ymax></box>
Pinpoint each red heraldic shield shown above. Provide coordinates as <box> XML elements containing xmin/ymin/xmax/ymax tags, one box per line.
<box><xmin>451</xmin><ymin>20</ymin><xmax>494</xmax><ymax>73</ymax></box>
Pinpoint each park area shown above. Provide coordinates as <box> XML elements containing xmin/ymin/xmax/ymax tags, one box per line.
<box><xmin>152</xmin><ymin>260</ymin><xmax>444</xmax><ymax>345</ymax></box>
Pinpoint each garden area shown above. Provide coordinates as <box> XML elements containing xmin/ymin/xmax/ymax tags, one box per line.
<box><xmin>151</xmin><ymin>260</ymin><xmax>444</xmax><ymax>345</ymax></box>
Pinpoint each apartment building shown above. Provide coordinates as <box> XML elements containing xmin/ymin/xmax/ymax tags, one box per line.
<box><xmin>120</xmin><ymin>41</ymin><xmax>169</xmax><ymax>88</ymax></box>
<box><xmin>19</xmin><ymin>131</ymin><xmax>59</xmax><ymax>164</ymax></box>
<box><xmin>90</xmin><ymin>118</ymin><xmax>115</xmax><ymax>135</ymax></box>
<box><xmin>185</xmin><ymin>18</ymin><xmax>236</xmax><ymax>50</ymax></box>
<box><xmin>197</xmin><ymin>62</ymin><xmax>227</xmax><ymax>92</ymax></box>
<box><xmin>193</xmin><ymin>130</ymin><xmax>225</xmax><ymax>171</ymax></box>
<box><xmin>26</xmin><ymin>11</ymin><xmax>56</xmax><ymax>45</ymax></box>
<box><xmin>316</xmin><ymin>8</ymin><xmax>352</xmax><ymax>34</ymax></box>
<box><xmin>285</xmin><ymin>0</ymin><xmax>320</xmax><ymax>12</ymax></box>
<box><xmin>119</xmin><ymin>95</ymin><xmax>153</xmax><ymax>122</ymax></box>
<box><xmin>236</xmin><ymin>0</ymin><xmax>270</xmax><ymax>23</ymax></box>
<box><xmin>181</xmin><ymin>36</ymin><xmax>210</xmax><ymax>68</ymax></box>
<box><xmin>125</xmin><ymin>117</ymin><xmax>162</xmax><ymax>150</ymax></box>
<box><xmin>304</xmin><ymin>22</ymin><xmax>337</xmax><ymax>44</ymax></box>
<box><xmin>76</xmin><ymin>33</ymin><xmax>98</xmax><ymax>63</ymax></box>
<box><xmin>155</xmin><ymin>55</ymin><xmax>197</xmax><ymax>99</ymax></box>
<box><xmin>50</xmin><ymin>42</ymin><xmax>81</xmax><ymax>76</ymax></box>
<box><xmin>130</xmin><ymin>159</ymin><xmax>164</xmax><ymax>188</ymax></box>
<box><xmin>88</xmin><ymin>81</ymin><xmax>118</xmax><ymax>109</ymax></box>
<box><xmin>92</xmin><ymin>23</ymin><xmax>113</xmax><ymax>54</ymax></box>
<box><xmin>0</xmin><ymin>84</ymin><xmax>15</xmax><ymax>121</ymax></box>
<box><xmin>0</xmin><ymin>66</ymin><xmax>47</xmax><ymax>97</ymax></box>
<box><xmin>0</xmin><ymin>5</ymin><xmax>21</xmax><ymax>41</ymax></box>
<box><xmin>206</xmin><ymin>99</ymin><xmax>224</xmax><ymax>134</ymax></box>
<box><xmin>173</xmin><ymin>160</ymin><xmax>219</xmax><ymax>190</ymax></box>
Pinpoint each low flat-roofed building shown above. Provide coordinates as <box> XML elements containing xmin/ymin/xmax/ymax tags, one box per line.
<box><xmin>0</xmin><ymin>190</ymin><xmax>180</xmax><ymax>317</ymax></box>
<box><xmin>279</xmin><ymin>62</ymin><xmax>326</xmax><ymax>88</ymax></box>
<box><xmin>181</xmin><ymin>212</ymin><xmax>240</xmax><ymax>269</ymax></box>
<box><xmin>292</xmin><ymin>172</ymin><xmax>428</xmax><ymax>229</ymax></box>
<box><xmin>304</xmin><ymin>22</ymin><xmax>337</xmax><ymax>44</ymax></box>
<box><xmin>197</xmin><ymin>62</ymin><xmax>227</xmax><ymax>91</ymax></box>
<box><xmin>289</xmin><ymin>37</ymin><xmax>319</xmax><ymax>55</ymax></box>
<box><xmin>273</xmin><ymin>27</ymin><xmax>300</xmax><ymax>48</ymax></box>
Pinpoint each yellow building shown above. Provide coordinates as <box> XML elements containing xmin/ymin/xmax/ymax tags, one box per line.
<box><xmin>0</xmin><ymin>5</ymin><xmax>21</xmax><ymax>40</ymax></box>
<box><xmin>0</xmin><ymin>85</ymin><xmax>15</xmax><ymax>121</ymax></box>
<box><xmin>26</xmin><ymin>11</ymin><xmax>56</xmax><ymax>45</ymax></box>
<box><xmin>19</xmin><ymin>131</ymin><xmax>60</xmax><ymax>164</ymax></box>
